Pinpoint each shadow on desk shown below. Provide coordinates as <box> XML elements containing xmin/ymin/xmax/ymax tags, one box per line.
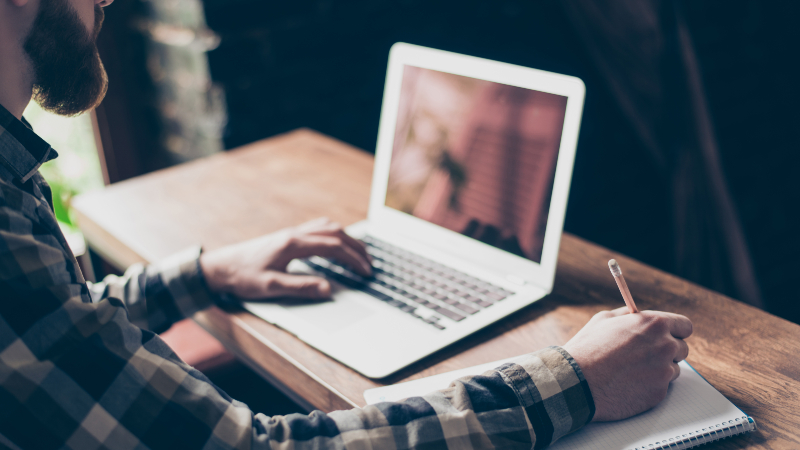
<box><xmin>206</xmin><ymin>361</ymin><xmax>305</xmax><ymax>417</ymax></box>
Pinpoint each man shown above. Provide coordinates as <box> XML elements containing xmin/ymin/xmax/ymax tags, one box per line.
<box><xmin>0</xmin><ymin>0</ymin><xmax>693</xmax><ymax>448</ymax></box>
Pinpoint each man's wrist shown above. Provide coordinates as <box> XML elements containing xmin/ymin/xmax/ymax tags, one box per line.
<box><xmin>148</xmin><ymin>246</ymin><xmax>220</xmax><ymax>319</ymax></box>
<box><xmin>198</xmin><ymin>251</ymin><xmax>230</xmax><ymax>294</ymax></box>
<box><xmin>497</xmin><ymin>346</ymin><xmax>595</xmax><ymax>445</ymax></box>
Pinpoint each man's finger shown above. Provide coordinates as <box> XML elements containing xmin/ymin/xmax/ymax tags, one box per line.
<box><xmin>589</xmin><ymin>306</ymin><xmax>629</xmax><ymax>324</ymax></box>
<box><xmin>308</xmin><ymin>227</ymin><xmax>372</xmax><ymax>265</ymax></box>
<box><xmin>670</xmin><ymin>362</ymin><xmax>681</xmax><ymax>382</ymax></box>
<box><xmin>288</xmin><ymin>236</ymin><xmax>372</xmax><ymax>276</ymax></box>
<box><xmin>664</xmin><ymin>313</ymin><xmax>693</xmax><ymax>339</ymax></box>
<box><xmin>263</xmin><ymin>273</ymin><xmax>331</xmax><ymax>299</ymax></box>
<box><xmin>673</xmin><ymin>338</ymin><xmax>689</xmax><ymax>363</ymax></box>
<box><xmin>610</xmin><ymin>306</ymin><xmax>630</xmax><ymax>316</ymax></box>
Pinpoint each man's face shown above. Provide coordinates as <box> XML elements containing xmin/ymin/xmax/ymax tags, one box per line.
<box><xmin>24</xmin><ymin>0</ymin><xmax>107</xmax><ymax>117</ymax></box>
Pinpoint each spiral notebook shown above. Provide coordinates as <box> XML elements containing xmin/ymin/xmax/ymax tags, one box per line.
<box><xmin>364</xmin><ymin>358</ymin><xmax>756</xmax><ymax>449</ymax></box>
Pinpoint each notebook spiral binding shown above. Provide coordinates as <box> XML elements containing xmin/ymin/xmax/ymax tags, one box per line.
<box><xmin>629</xmin><ymin>416</ymin><xmax>757</xmax><ymax>450</ymax></box>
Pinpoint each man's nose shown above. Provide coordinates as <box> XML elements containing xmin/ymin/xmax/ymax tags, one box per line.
<box><xmin>96</xmin><ymin>0</ymin><xmax>114</xmax><ymax>6</ymax></box>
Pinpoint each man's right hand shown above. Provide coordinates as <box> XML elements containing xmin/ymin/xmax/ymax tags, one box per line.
<box><xmin>563</xmin><ymin>307</ymin><xmax>693</xmax><ymax>422</ymax></box>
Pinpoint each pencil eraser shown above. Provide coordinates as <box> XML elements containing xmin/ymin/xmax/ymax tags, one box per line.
<box><xmin>608</xmin><ymin>259</ymin><xmax>621</xmax><ymax>276</ymax></box>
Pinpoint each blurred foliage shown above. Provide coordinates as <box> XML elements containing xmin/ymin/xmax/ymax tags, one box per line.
<box><xmin>23</xmin><ymin>102</ymin><xmax>104</xmax><ymax>228</ymax></box>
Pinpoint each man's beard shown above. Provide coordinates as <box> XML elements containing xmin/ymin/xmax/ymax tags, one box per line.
<box><xmin>24</xmin><ymin>0</ymin><xmax>108</xmax><ymax>117</ymax></box>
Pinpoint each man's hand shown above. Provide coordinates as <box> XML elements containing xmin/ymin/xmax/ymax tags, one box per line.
<box><xmin>563</xmin><ymin>307</ymin><xmax>693</xmax><ymax>422</ymax></box>
<box><xmin>199</xmin><ymin>218</ymin><xmax>372</xmax><ymax>300</ymax></box>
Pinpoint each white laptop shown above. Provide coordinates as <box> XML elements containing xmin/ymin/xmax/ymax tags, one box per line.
<box><xmin>245</xmin><ymin>43</ymin><xmax>585</xmax><ymax>378</ymax></box>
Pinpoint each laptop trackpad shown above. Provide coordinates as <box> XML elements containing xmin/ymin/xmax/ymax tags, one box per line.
<box><xmin>279</xmin><ymin>288</ymin><xmax>377</xmax><ymax>334</ymax></box>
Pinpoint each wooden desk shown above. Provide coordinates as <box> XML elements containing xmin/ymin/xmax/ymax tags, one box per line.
<box><xmin>73</xmin><ymin>129</ymin><xmax>800</xmax><ymax>449</ymax></box>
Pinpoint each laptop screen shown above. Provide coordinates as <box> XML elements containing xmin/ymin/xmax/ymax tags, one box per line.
<box><xmin>385</xmin><ymin>65</ymin><xmax>568</xmax><ymax>264</ymax></box>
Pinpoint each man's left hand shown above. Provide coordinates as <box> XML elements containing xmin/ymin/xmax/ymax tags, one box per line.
<box><xmin>199</xmin><ymin>217</ymin><xmax>372</xmax><ymax>300</ymax></box>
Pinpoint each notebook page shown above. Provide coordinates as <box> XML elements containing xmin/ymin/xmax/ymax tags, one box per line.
<box><xmin>365</xmin><ymin>360</ymin><xmax>748</xmax><ymax>450</ymax></box>
<box><xmin>549</xmin><ymin>361</ymin><xmax>746</xmax><ymax>449</ymax></box>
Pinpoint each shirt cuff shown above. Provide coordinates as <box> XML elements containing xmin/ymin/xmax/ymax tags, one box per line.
<box><xmin>148</xmin><ymin>246</ymin><xmax>220</xmax><ymax>319</ymax></box>
<box><xmin>496</xmin><ymin>346</ymin><xmax>595</xmax><ymax>448</ymax></box>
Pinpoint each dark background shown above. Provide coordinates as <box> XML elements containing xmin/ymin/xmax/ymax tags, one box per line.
<box><xmin>98</xmin><ymin>0</ymin><xmax>800</xmax><ymax>324</ymax></box>
<box><xmin>198</xmin><ymin>0</ymin><xmax>799</xmax><ymax>323</ymax></box>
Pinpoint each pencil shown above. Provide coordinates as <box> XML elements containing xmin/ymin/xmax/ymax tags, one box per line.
<box><xmin>608</xmin><ymin>259</ymin><xmax>640</xmax><ymax>314</ymax></box>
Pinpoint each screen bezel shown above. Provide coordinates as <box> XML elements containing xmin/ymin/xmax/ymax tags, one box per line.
<box><xmin>368</xmin><ymin>43</ymin><xmax>585</xmax><ymax>291</ymax></box>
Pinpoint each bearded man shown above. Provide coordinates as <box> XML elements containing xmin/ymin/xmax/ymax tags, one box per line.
<box><xmin>0</xmin><ymin>0</ymin><xmax>693</xmax><ymax>449</ymax></box>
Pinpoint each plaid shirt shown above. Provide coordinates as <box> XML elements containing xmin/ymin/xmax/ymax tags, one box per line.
<box><xmin>0</xmin><ymin>103</ymin><xmax>595</xmax><ymax>449</ymax></box>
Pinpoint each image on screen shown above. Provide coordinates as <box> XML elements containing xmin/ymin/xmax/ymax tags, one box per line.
<box><xmin>385</xmin><ymin>66</ymin><xmax>568</xmax><ymax>263</ymax></box>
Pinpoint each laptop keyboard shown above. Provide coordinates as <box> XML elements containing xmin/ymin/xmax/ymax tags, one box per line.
<box><xmin>301</xmin><ymin>236</ymin><xmax>514</xmax><ymax>330</ymax></box>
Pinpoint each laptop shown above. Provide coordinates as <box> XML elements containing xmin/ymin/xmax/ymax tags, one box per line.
<box><xmin>245</xmin><ymin>43</ymin><xmax>585</xmax><ymax>378</ymax></box>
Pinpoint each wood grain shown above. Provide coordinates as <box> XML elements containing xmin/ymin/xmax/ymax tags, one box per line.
<box><xmin>73</xmin><ymin>128</ymin><xmax>374</xmax><ymax>266</ymax></box>
<box><xmin>73</xmin><ymin>129</ymin><xmax>800</xmax><ymax>449</ymax></box>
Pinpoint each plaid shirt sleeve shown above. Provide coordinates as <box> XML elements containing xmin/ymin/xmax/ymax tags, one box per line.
<box><xmin>258</xmin><ymin>346</ymin><xmax>596</xmax><ymax>449</ymax></box>
<box><xmin>86</xmin><ymin>246</ymin><xmax>218</xmax><ymax>334</ymax></box>
<box><xmin>1</xmin><ymin>173</ymin><xmax>595</xmax><ymax>450</ymax></box>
